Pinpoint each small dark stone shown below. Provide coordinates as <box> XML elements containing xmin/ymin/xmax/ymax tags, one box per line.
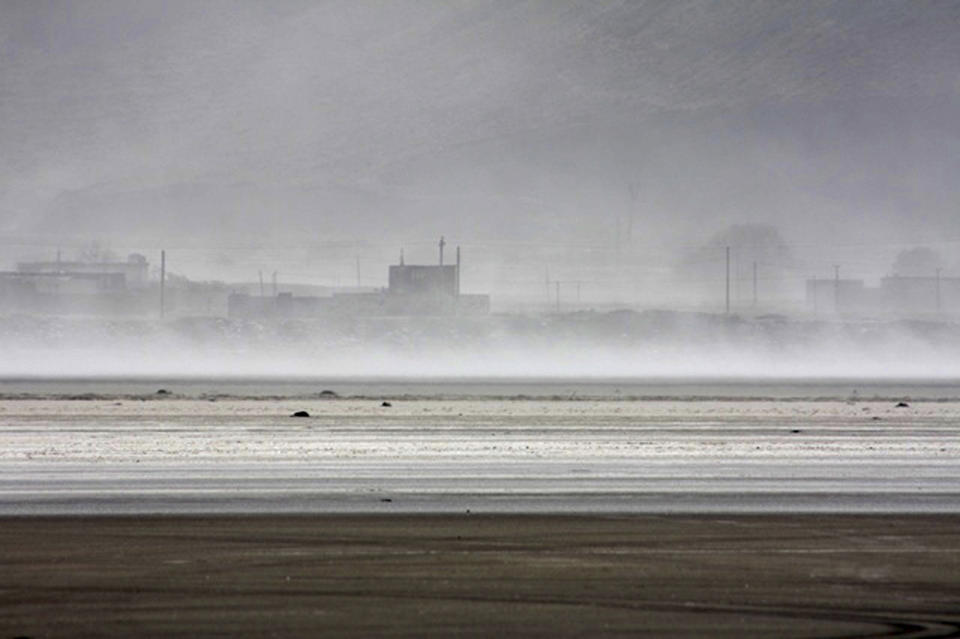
<box><xmin>319</xmin><ymin>390</ymin><xmax>338</xmax><ymax>397</ymax></box>
<box><xmin>291</xmin><ymin>410</ymin><xmax>310</xmax><ymax>418</ymax></box>
<box><xmin>790</xmin><ymin>429</ymin><xmax>802</xmax><ymax>433</ymax></box>
<box><xmin>381</xmin><ymin>401</ymin><xmax>392</xmax><ymax>407</ymax></box>
<box><xmin>895</xmin><ymin>401</ymin><xmax>910</xmax><ymax>408</ymax></box>
<box><xmin>156</xmin><ymin>389</ymin><xmax>170</xmax><ymax>395</ymax></box>
<box><xmin>380</xmin><ymin>498</ymin><xmax>392</xmax><ymax>503</ymax></box>
<box><xmin>872</xmin><ymin>416</ymin><xmax>882</xmax><ymax>420</ymax></box>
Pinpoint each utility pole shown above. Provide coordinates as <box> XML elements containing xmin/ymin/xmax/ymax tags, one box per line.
<box><xmin>734</xmin><ymin>250</ymin><xmax>739</xmax><ymax>305</ymax></box>
<box><xmin>725</xmin><ymin>246</ymin><xmax>730</xmax><ymax>314</ymax></box>
<box><xmin>752</xmin><ymin>261</ymin><xmax>757</xmax><ymax>308</ymax></box>
<box><xmin>833</xmin><ymin>265</ymin><xmax>840</xmax><ymax>313</ymax></box>
<box><xmin>439</xmin><ymin>236</ymin><xmax>445</xmax><ymax>266</ymax></box>
<box><xmin>160</xmin><ymin>250</ymin><xmax>166</xmax><ymax>319</ymax></box>
<box><xmin>936</xmin><ymin>267</ymin><xmax>942</xmax><ymax>313</ymax></box>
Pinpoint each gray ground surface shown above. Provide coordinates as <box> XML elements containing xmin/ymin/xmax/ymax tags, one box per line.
<box><xmin>2</xmin><ymin>514</ymin><xmax>960</xmax><ymax>638</ymax></box>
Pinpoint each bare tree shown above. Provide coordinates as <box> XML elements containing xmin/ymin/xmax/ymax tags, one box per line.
<box><xmin>891</xmin><ymin>247</ymin><xmax>944</xmax><ymax>277</ymax></box>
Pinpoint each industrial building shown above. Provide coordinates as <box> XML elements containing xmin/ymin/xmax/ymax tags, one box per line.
<box><xmin>0</xmin><ymin>239</ymin><xmax>490</xmax><ymax>320</ymax></box>
<box><xmin>228</xmin><ymin>238</ymin><xmax>490</xmax><ymax>319</ymax></box>
<box><xmin>0</xmin><ymin>253</ymin><xmax>153</xmax><ymax>316</ymax></box>
<box><xmin>16</xmin><ymin>254</ymin><xmax>150</xmax><ymax>289</ymax></box>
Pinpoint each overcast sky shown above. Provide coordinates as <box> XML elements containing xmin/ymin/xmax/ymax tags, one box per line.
<box><xmin>2</xmin><ymin>1</ymin><xmax>959</xmax><ymax>274</ymax></box>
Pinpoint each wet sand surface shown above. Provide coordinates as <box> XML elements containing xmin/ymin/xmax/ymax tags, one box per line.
<box><xmin>2</xmin><ymin>514</ymin><xmax>960</xmax><ymax>638</ymax></box>
<box><xmin>3</xmin><ymin>399</ymin><xmax>960</xmax><ymax>514</ymax></box>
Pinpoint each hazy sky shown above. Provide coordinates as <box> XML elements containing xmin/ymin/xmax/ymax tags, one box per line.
<box><xmin>2</xmin><ymin>1</ymin><xmax>959</xmax><ymax>265</ymax></box>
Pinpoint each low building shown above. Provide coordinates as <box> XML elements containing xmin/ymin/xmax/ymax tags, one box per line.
<box><xmin>806</xmin><ymin>278</ymin><xmax>878</xmax><ymax>314</ymax></box>
<box><xmin>881</xmin><ymin>276</ymin><xmax>960</xmax><ymax>314</ymax></box>
<box><xmin>0</xmin><ymin>253</ymin><xmax>152</xmax><ymax>316</ymax></box>
<box><xmin>17</xmin><ymin>253</ymin><xmax>149</xmax><ymax>289</ymax></box>
<box><xmin>806</xmin><ymin>274</ymin><xmax>960</xmax><ymax>315</ymax></box>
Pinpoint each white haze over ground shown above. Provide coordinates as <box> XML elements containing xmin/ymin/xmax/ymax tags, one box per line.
<box><xmin>2</xmin><ymin>314</ymin><xmax>960</xmax><ymax>380</ymax></box>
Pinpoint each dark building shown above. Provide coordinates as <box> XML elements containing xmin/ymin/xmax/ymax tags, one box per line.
<box><xmin>386</xmin><ymin>264</ymin><xmax>459</xmax><ymax>315</ymax></box>
<box><xmin>388</xmin><ymin>264</ymin><xmax>458</xmax><ymax>296</ymax></box>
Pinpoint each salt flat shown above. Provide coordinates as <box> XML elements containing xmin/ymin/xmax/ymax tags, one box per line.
<box><xmin>1</xmin><ymin>398</ymin><xmax>959</xmax><ymax>514</ymax></box>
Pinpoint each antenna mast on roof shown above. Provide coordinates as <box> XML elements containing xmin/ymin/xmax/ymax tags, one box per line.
<box><xmin>439</xmin><ymin>236</ymin><xmax>446</xmax><ymax>265</ymax></box>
